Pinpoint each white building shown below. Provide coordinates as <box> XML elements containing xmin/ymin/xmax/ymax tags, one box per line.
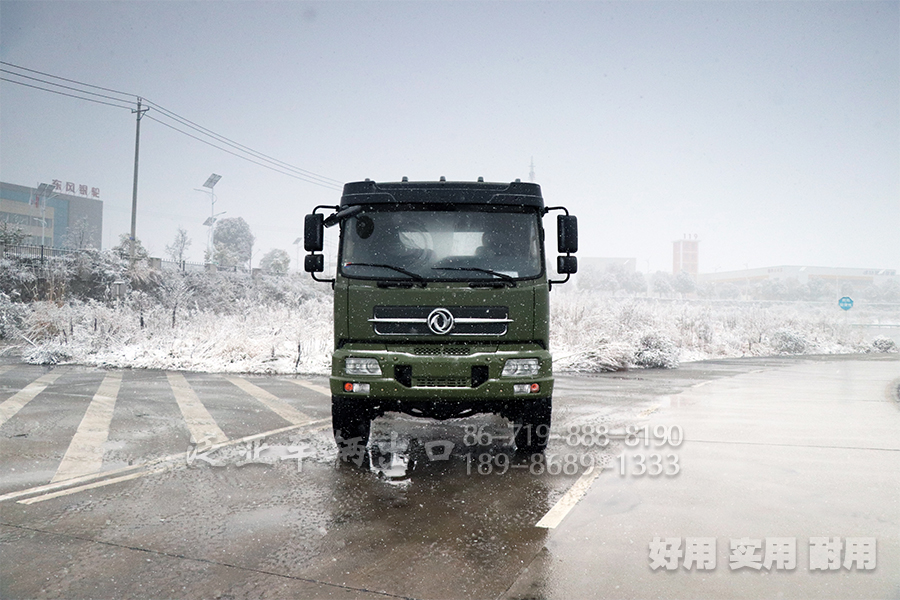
<box><xmin>699</xmin><ymin>265</ymin><xmax>897</xmax><ymax>287</ymax></box>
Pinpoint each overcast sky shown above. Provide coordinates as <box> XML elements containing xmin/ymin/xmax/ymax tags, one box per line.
<box><xmin>1</xmin><ymin>1</ymin><xmax>897</xmax><ymax>272</ymax></box>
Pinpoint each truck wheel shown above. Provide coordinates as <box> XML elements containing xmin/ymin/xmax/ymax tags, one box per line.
<box><xmin>332</xmin><ymin>396</ymin><xmax>371</xmax><ymax>451</ymax></box>
<box><xmin>513</xmin><ymin>397</ymin><xmax>552</xmax><ymax>453</ymax></box>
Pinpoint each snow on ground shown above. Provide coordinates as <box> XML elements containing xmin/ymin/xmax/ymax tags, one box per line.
<box><xmin>8</xmin><ymin>291</ymin><xmax>897</xmax><ymax>375</ymax></box>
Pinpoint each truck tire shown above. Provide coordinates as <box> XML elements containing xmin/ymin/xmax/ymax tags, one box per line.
<box><xmin>332</xmin><ymin>396</ymin><xmax>371</xmax><ymax>451</ymax></box>
<box><xmin>513</xmin><ymin>397</ymin><xmax>552</xmax><ymax>453</ymax></box>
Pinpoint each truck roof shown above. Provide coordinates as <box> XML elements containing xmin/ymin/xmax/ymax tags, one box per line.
<box><xmin>340</xmin><ymin>179</ymin><xmax>544</xmax><ymax>209</ymax></box>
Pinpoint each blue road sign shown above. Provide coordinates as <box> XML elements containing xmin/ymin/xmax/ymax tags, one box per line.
<box><xmin>838</xmin><ymin>296</ymin><xmax>853</xmax><ymax>311</ymax></box>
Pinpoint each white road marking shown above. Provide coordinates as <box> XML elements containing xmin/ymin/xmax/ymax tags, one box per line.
<box><xmin>9</xmin><ymin>418</ymin><xmax>330</xmax><ymax>504</ymax></box>
<box><xmin>535</xmin><ymin>466</ymin><xmax>604</xmax><ymax>529</ymax></box>
<box><xmin>0</xmin><ymin>364</ymin><xmax>16</xmax><ymax>377</ymax></box>
<box><xmin>166</xmin><ymin>372</ymin><xmax>228</xmax><ymax>445</ymax></box>
<box><xmin>19</xmin><ymin>467</ymin><xmax>170</xmax><ymax>505</ymax></box>
<box><xmin>0</xmin><ymin>372</ymin><xmax>62</xmax><ymax>427</ymax></box>
<box><xmin>285</xmin><ymin>378</ymin><xmax>332</xmax><ymax>397</ymax></box>
<box><xmin>51</xmin><ymin>372</ymin><xmax>122</xmax><ymax>483</ymax></box>
<box><xmin>226</xmin><ymin>376</ymin><xmax>314</xmax><ymax>425</ymax></box>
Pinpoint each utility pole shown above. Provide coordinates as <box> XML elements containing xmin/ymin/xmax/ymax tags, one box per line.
<box><xmin>130</xmin><ymin>97</ymin><xmax>149</xmax><ymax>267</ymax></box>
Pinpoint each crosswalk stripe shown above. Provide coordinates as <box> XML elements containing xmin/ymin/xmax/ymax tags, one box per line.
<box><xmin>285</xmin><ymin>378</ymin><xmax>332</xmax><ymax>397</ymax></box>
<box><xmin>0</xmin><ymin>365</ymin><xmax>16</xmax><ymax>377</ymax></box>
<box><xmin>225</xmin><ymin>376</ymin><xmax>314</xmax><ymax>425</ymax></box>
<box><xmin>166</xmin><ymin>372</ymin><xmax>228</xmax><ymax>445</ymax></box>
<box><xmin>0</xmin><ymin>372</ymin><xmax>62</xmax><ymax>427</ymax></box>
<box><xmin>51</xmin><ymin>372</ymin><xmax>122</xmax><ymax>483</ymax></box>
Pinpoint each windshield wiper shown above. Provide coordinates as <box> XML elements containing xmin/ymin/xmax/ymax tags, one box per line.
<box><xmin>432</xmin><ymin>266</ymin><xmax>517</xmax><ymax>287</ymax></box>
<box><xmin>344</xmin><ymin>262</ymin><xmax>427</xmax><ymax>286</ymax></box>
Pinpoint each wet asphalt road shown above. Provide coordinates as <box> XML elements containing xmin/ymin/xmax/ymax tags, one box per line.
<box><xmin>1</xmin><ymin>354</ymin><xmax>897</xmax><ymax>599</ymax></box>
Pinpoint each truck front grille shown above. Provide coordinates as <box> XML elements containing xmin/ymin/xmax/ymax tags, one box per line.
<box><xmin>414</xmin><ymin>345</ymin><xmax>472</xmax><ymax>355</ymax></box>
<box><xmin>371</xmin><ymin>306</ymin><xmax>510</xmax><ymax>336</ymax></box>
<box><xmin>394</xmin><ymin>365</ymin><xmax>490</xmax><ymax>389</ymax></box>
<box><xmin>412</xmin><ymin>376</ymin><xmax>470</xmax><ymax>388</ymax></box>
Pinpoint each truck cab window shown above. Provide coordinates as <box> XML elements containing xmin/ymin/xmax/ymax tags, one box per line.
<box><xmin>341</xmin><ymin>208</ymin><xmax>542</xmax><ymax>281</ymax></box>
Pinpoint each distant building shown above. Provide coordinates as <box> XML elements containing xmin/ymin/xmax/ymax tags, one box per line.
<box><xmin>0</xmin><ymin>181</ymin><xmax>102</xmax><ymax>249</ymax></box>
<box><xmin>699</xmin><ymin>265</ymin><xmax>897</xmax><ymax>287</ymax></box>
<box><xmin>578</xmin><ymin>257</ymin><xmax>637</xmax><ymax>273</ymax></box>
<box><xmin>673</xmin><ymin>235</ymin><xmax>699</xmax><ymax>276</ymax></box>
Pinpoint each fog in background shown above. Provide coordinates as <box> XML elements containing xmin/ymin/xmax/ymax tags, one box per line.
<box><xmin>1</xmin><ymin>1</ymin><xmax>897</xmax><ymax>272</ymax></box>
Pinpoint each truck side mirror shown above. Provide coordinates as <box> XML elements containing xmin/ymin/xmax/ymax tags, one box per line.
<box><xmin>557</xmin><ymin>255</ymin><xmax>577</xmax><ymax>274</ymax></box>
<box><xmin>557</xmin><ymin>215</ymin><xmax>578</xmax><ymax>254</ymax></box>
<box><xmin>304</xmin><ymin>214</ymin><xmax>324</xmax><ymax>252</ymax></box>
<box><xmin>304</xmin><ymin>254</ymin><xmax>324</xmax><ymax>273</ymax></box>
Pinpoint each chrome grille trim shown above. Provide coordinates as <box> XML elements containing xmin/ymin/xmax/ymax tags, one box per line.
<box><xmin>370</xmin><ymin>306</ymin><xmax>510</xmax><ymax>336</ymax></box>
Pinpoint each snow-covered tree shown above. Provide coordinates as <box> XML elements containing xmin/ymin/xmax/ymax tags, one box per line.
<box><xmin>621</xmin><ymin>271</ymin><xmax>647</xmax><ymax>295</ymax></box>
<box><xmin>650</xmin><ymin>271</ymin><xmax>674</xmax><ymax>297</ymax></box>
<box><xmin>879</xmin><ymin>279</ymin><xmax>900</xmax><ymax>302</ymax></box>
<box><xmin>673</xmin><ymin>272</ymin><xmax>696</xmax><ymax>297</ymax></box>
<box><xmin>806</xmin><ymin>278</ymin><xmax>832</xmax><ymax>301</ymax></box>
<box><xmin>596</xmin><ymin>271</ymin><xmax>619</xmax><ymax>293</ymax></box>
<box><xmin>157</xmin><ymin>272</ymin><xmax>193</xmax><ymax>327</ymax></box>
<box><xmin>1</xmin><ymin>222</ymin><xmax>26</xmax><ymax>246</ymax></box>
<box><xmin>165</xmin><ymin>227</ymin><xmax>192</xmax><ymax>263</ymax></box>
<box><xmin>212</xmin><ymin>217</ymin><xmax>254</xmax><ymax>268</ymax></box>
<box><xmin>112</xmin><ymin>233</ymin><xmax>149</xmax><ymax>261</ymax></box>
<box><xmin>259</xmin><ymin>249</ymin><xmax>291</xmax><ymax>275</ymax></box>
<box><xmin>717</xmin><ymin>282</ymin><xmax>741</xmax><ymax>299</ymax></box>
<box><xmin>63</xmin><ymin>216</ymin><xmax>98</xmax><ymax>250</ymax></box>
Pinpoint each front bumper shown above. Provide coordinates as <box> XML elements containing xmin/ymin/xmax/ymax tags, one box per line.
<box><xmin>330</xmin><ymin>343</ymin><xmax>553</xmax><ymax>404</ymax></box>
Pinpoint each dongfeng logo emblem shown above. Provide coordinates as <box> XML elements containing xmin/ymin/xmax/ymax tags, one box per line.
<box><xmin>427</xmin><ymin>308</ymin><xmax>455</xmax><ymax>335</ymax></box>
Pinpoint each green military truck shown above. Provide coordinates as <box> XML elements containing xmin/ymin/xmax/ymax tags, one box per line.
<box><xmin>304</xmin><ymin>178</ymin><xmax>577</xmax><ymax>453</ymax></box>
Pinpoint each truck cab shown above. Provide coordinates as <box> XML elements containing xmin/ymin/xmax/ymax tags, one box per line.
<box><xmin>304</xmin><ymin>178</ymin><xmax>577</xmax><ymax>453</ymax></box>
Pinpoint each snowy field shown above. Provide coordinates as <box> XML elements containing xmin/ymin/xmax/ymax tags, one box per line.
<box><xmin>4</xmin><ymin>283</ymin><xmax>896</xmax><ymax>375</ymax></box>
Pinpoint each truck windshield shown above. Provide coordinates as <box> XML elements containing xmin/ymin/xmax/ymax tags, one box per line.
<box><xmin>340</xmin><ymin>206</ymin><xmax>543</xmax><ymax>282</ymax></box>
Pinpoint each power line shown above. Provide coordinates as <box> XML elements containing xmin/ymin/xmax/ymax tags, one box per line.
<box><xmin>0</xmin><ymin>60</ymin><xmax>136</xmax><ymax>98</ymax></box>
<box><xmin>143</xmin><ymin>100</ymin><xmax>344</xmax><ymax>186</ymax></box>
<box><xmin>144</xmin><ymin>114</ymin><xmax>342</xmax><ymax>190</ymax></box>
<box><xmin>0</xmin><ymin>77</ymin><xmax>134</xmax><ymax>110</ymax></box>
<box><xmin>0</xmin><ymin>68</ymin><xmax>136</xmax><ymax>106</ymax></box>
<box><xmin>1</xmin><ymin>61</ymin><xmax>345</xmax><ymax>189</ymax></box>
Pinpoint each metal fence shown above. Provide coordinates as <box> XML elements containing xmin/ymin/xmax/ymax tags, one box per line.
<box><xmin>2</xmin><ymin>244</ymin><xmax>286</xmax><ymax>278</ymax></box>
<box><xmin>1</xmin><ymin>243</ymin><xmax>78</xmax><ymax>261</ymax></box>
<box><xmin>160</xmin><ymin>259</ymin><xmax>208</xmax><ymax>273</ymax></box>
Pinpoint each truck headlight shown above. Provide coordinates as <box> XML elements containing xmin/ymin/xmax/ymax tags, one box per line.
<box><xmin>345</xmin><ymin>357</ymin><xmax>382</xmax><ymax>376</ymax></box>
<box><xmin>502</xmin><ymin>358</ymin><xmax>540</xmax><ymax>377</ymax></box>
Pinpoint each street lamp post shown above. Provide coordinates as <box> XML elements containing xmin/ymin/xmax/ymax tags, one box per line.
<box><xmin>35</xmin><ymin>182</ymin><xmax>57</xmax><ymax>246</ymax></box>
<box><xmin>197</xmin><ymin>174</ymin><xmax>221</xmax><ymax>262</ymax></box>
<box><xmin>293</xmin><ymin>237</ymin><xmax>302</xmax><ymax>273</ymax></box>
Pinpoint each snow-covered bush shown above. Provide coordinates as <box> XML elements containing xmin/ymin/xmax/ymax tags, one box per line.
<box><xmin>633</xmin><ymin>332</ymin><xmax>679</xmax><ymax>369</ymax></box>
<box><xmin>871</xmin><ymin>336</ymin><xmax>898</xmax><ymax>353</ymax></box>
<box><xmin>22</xmin><ymin>343</ymin><xmax>72</xmax><ymax>365</ymax></box>
<box><xmin>770</xmin><ymin>328</ymin><xmax>809</xmax><ymax>354</ymax></box>
<box><xmin>0</xmin><ymin>292</ymin><xmax>26</xmax><ymax>340</ymax></box>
